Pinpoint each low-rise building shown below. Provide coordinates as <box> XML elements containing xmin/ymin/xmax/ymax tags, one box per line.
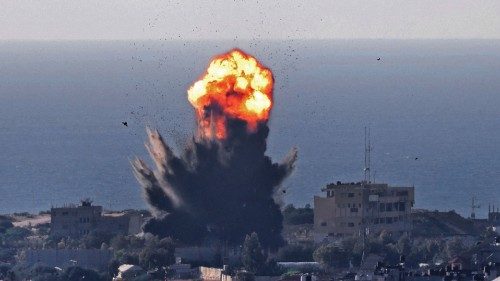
<box><xmin>314</xmin><ymin>181</ymin><xmax>414</xmax><ymax>242</ymax></box>
<box><xmin>113</xmin><ymin>264</ymin><xmax>146</xmax><ymax>281</ymax></box>
<box><xmin>24</xmin><ymin>248</ymin><xmax>112</xmax><ymax>270</ymax></box>
<box><xmin>50</xmin><ymin>200</ymin><xmax>144</xmax><ymax>237</ymax></box>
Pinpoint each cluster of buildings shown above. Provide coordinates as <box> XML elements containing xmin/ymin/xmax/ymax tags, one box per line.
<box><xmin>22</xmin><ymin>200</ymin><xmax>146</xmax><ymax>271</ymax></box>
<box><xmin>47</xmin><ymin>180</ymin><xmax>417</xmax><ymax>244</ymax></box>
<box><xmin>13</xmin><ymin>176</ymin><xmax>500</xmax><ymax>281</ymax></box>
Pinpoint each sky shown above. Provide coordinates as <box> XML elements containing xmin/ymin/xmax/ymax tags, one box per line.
<box><xmin>1</xmin><ymin>0</ymin><xmax>499</xmax><ymax>41</ymax></box>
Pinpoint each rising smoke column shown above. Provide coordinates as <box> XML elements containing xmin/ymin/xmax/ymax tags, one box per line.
<box><xmin>132</xmin><ymin>49</ymin><xmax>297</xmax><ymax>248</ymax></box>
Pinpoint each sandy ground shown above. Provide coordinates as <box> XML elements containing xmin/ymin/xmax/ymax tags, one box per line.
<box><xmin>12</xmin><ymin>214</ymin><xmax>50</xmax><ymax>227</ymax></box>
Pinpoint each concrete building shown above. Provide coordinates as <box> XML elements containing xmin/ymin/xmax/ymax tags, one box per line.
<box><xmin>24</xmin><ymin>249</ymin><xmax>112</xmax><ymax>270</ymax></box>
<box><xmin>50</xmin><ymin>200</ymin><xmax>144</xmax><ymax>237</ymax></box>
<box><xmin>314</xmin><ymin>181</ymin><xmax>414</xmax><ymax>242</ymax></box>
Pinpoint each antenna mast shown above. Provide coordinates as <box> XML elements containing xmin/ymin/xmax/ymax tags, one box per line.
<box><xmin>364</xmin><ymin>127</ymin><xmax>372</xmax><ymax>183</ymax></box>
<box><xmin>471</xmin><ymin>196</ymin><xmax>480</xmax><ymax>219</ymax></box>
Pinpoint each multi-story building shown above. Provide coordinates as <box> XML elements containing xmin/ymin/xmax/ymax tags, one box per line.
<box><xmin>50</xmin><ymin>200</ymin><xmax>144</xmax><ymax>237</ymax></box>
<box><xmin>314</xmin><ymin>181</ymin><xmax>414</xmax><ymax>242</ymax></box>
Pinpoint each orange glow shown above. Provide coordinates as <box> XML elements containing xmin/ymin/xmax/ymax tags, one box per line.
<box><xmin>188</xmin><ymin>49</ymin><xmax>273</xmax><ymax>139</ymax></box>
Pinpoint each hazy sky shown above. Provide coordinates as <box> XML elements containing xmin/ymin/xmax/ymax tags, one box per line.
<box><xmin>1</xmin><ymin>0</ymin><xmax>499</xmax><ymax>41</ymax></box>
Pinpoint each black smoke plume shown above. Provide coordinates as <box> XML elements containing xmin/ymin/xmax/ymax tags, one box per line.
<box><xmin>132</xmin><ymin>117</ymin><xmax>297</xmax><ymax>248</ymax></box>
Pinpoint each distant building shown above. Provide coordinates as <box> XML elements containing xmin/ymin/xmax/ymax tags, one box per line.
<box><xmin>175</xmin><ymin>246</ymin><xmax>241</xmax><ymax>265</ymax></box>
<box><xmin>50</xmin><ymin>200</ymin><xmax>144</xmax><ymax>237</ymax></box>
<box><xmin>488</xmin><ymin>205</ymin><xmax>500</xmax><ymax>226</ymax></box>
<box><xmin>314</xmin><ymin>181</ymin><xmax>414</xmax><ymax>241</ymax></box>
<box><xmin>24</xmin><ymin>248</ymin><xmax>112</xmax><ymax>270</ymax></box>
<box><xmin>113</xmin><ymin>264</ymin><xmax>146</xmax><ymax>281</ymax></box>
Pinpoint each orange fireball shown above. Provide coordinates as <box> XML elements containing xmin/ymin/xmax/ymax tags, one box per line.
<box><xmin>188</xmin><ymin>49</ymin><xmax>274</xmax><ymax>139</ymax></box>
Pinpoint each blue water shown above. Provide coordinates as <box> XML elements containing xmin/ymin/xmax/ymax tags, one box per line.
<box><xmin>0</xmin><ymin>40</ymin><xmax>499</xmax><ymax>217</ymax></box>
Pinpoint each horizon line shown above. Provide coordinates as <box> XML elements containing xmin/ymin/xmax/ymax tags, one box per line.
<box><xmin>1</xmin><ymin>38</ymin><xmax>500</xmax><ymax>43</ymax></box>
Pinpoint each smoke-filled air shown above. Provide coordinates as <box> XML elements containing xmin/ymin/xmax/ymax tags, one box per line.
<box><xmin>132</xmin><ymin>49</ymin><xmax>297</xmax><ymax>249</ymax></box>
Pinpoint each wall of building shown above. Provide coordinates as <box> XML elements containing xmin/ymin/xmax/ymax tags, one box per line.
<box><xmin>128</xmin><ymin>214</ymin><xmax>143</xmax><ymax>235</ymax></box>
<box><xmin>200</xmin><ymin>266</ymin><xmax>227</xmax><ymax>281</ymax></box>
<box><xmin>24</xmin><ymin>249</ymin><xmax>112</xmax><ymax>270</ymax></box>
<box><xmin>98</xmin><ymin>215</ymin><xmax>129</xmax><ymax>235</ymax></box>
<box><xmin>50</xmin><ymin>205</ymin><xmax>102</xmax><ymax>236</ymax></box>
<box><xmin>176</xmin><ymin>246</ymin><xmax>241</xmax><ymax>264</ymax></box>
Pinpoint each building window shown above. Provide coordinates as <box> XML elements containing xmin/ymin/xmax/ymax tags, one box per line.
<box><xmin>348</xmin><ymin>193</ymin><xmax>354</xmax><ymax>198</ymax></box>
<box><xmin>387</xmin><ymin>217</ymin><xmax>393</xmax><ymax>224</ymax></box>
<box><xmin>379</xmin><ymin>217</ymin><xmax>385</xmax><ymax>224</ymax></box>
<box><xmin>393</xmin><ymin>217</ymin><xmax>398</xmax><ymax>223</ymax></box>
<box><xmin>348</xmin><ymin>222</ymin><xmax>355</xmax><ymax>227</ymax></box>
<box><xmin>374</xmin><ymin>218</ymin><xmax>379</xmax><ymax>224</ymax></box>
<box><xmin>380</xmin><ymin>203</ymin><xmax>386</xmax><ymax>212</ymax></box>
<box><xmin>321</xmin><ymin>222</ymin><xmax>327</xmax><ymax>226</ymax></box>
<box><xmin>386</xmin><ymin>204</ymin><xmax>393</xmax><ymax>212</ymax></box>
<box><xmin>399</xmin><ymin>202</ymin><xmax>406</xmax><ymax>211</ymax></box>
<box><xmin>350</xmin><ymin>208</ymin><xmax>358</xmax><ymax>213</ymax></box>
<box><xmin>62</xmin><ymin>212</ymin><xmax>68</xmax><ymax>215</ymax></box>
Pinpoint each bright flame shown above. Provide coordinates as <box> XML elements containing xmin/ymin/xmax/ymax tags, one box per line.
<box><xmin>188</xmin><ymin>49</ymin><xmax>273</xmax><ymax>139</ymax></box>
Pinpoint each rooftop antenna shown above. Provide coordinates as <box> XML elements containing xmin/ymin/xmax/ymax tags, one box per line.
<box><xmin>364</xmin><ymin>126</ymin><xmax>372</xmax><ymax>183</ymax></box>
<box><xmin>471</xmin><ymin>196</ymin><xmax>480</xmax><ymax>219</ymax></box>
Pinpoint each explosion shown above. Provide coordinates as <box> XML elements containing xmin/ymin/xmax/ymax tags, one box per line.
<box><xmin>132</xmin><ymin>49</ymin><xmax>296</xmax><ymax>249</ymax></box>
<box><xmin>188</xmin><ymin>49</ymin><xmax>274</xmax><ymax>139</ymax></box>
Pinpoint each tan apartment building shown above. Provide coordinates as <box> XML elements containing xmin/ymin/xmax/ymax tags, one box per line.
<box><xmin>314</xmin><ymin>181</ymin><xmax>414</xmax><ymax>242</ymax></box>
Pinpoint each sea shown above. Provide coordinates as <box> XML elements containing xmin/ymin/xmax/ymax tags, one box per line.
<box><xmin>0</xmin><ymin>39</ymin><xmax>499</xmax><ymax>218</ymax></box>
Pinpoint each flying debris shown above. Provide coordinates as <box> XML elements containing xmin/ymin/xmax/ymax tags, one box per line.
<box><xmin>377</xmin><ymin>57</ymin><xmax>381</xmax><ymax>61</ymax></box>
<box><xmin>122</xmin><ymin>122</ymin><xmax>128</xmax><ymax>127</ymax></box>
<box><xmin>132</xmin><ymin>49</ymin><xmax>297</xmax><ymax>249</ymax></box>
